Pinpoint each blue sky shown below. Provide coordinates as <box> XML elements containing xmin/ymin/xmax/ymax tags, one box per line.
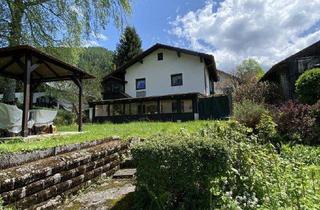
<box><xmin>86</xmin><ymin>0</ymin><xmax>320</xmax><ymax>72</ymax></box>
<box><xmin>95</xmin><ymin>0</ymin><xmax>211</xmax><ymax>50</ymax></box>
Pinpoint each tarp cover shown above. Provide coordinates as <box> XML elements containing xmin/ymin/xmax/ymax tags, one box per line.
<box><xmin>30</xmin><ymin>109</ymin><xmax>57</xmax><ymax>127</ymax></box>
<box><xmin>0</xmin><ymin>103</ymin><xmax>24</xmax><ymax>133</ymax></box>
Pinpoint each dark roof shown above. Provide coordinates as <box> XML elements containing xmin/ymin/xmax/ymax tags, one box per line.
<box><xmin>103</xmin><ymin>43</ymin><xmax>218</xmax><ymax>81</ymax></box>
<box><xmin>90</xmin><ymin>92</ymin><xmax>204</xmax><ymax>105</ymax></box>
<box><xmin>0</xmin><ymin>45</ymin><xmax>95</xmax><ymax>82</ymax></box>
<box><xmin>261</xmin><ymin>40</ymin><xmax>320</xmax><ymax>81</ymax></box>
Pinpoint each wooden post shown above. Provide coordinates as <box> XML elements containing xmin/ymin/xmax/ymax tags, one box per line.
<box><xmin>72</xmin><ymin>77</ymin><xmax>83</xmax><ymax>132</ymax></box>
<box><xmin>22</xmin><ymin>56</ymin><xmax>31</xmax><ymax>137</ymax></box>
<box><xmin>78</xmin><ymin>79</ymin><xmax>83</xmax><ymax>132</ymax></box>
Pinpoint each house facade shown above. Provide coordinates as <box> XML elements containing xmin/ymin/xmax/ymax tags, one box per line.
<box><xmin>91</xmin><ymin>44</ymin><xmax>231</xmax><ymax>123</ymax></box>
<box><xmin>261</xmin><ymin>40</ymin><xmax>320</xmax><ymax>100</ymax></box>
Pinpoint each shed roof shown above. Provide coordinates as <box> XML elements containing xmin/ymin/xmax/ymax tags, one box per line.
<box><xmin>261</xmin><ymin>40</ymin><xmax>320</xmax><ymax>81</ymax></box>
<box><xmin>0</xmin><ymin>45</ymin><xmax>95</xmax><ymax>82</ymax></box>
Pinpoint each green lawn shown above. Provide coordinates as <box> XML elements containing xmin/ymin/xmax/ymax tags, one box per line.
<box><xmin>0</xmin><ymin>121</ymin><xmax>214</xmax><ymax>155</ymax></box>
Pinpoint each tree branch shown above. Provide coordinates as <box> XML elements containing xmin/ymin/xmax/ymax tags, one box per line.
<box><xmin>24</xmin><ymin>0</ymin><xmax>50</xmax><ymax>7</ymax></box>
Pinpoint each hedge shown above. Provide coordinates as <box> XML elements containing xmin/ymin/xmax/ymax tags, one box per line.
<box><xmin>132</xmin><ymin>121</ymin><xmax>320</xmax><ymax>210</ymax></box>
<box><xmin>132</xmin><ymin>121</ymin><xmax>250</xmax><ymax>209</ymax></box>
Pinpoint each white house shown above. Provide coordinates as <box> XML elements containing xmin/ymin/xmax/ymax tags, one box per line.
<box><xmin>91</xmin><ymin>43</ymin><xmax>231</xmax><ymax>122</ymax></box>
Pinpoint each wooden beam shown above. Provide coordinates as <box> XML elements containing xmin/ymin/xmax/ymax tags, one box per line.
<box><xmin>30</xmin><ymin>63</ymin><xmax>40</xmax><ymax>72</ymax></box>
<box><xmin>43</xmin><ymin>62</ymin><xmax>60</xmax><ymax>77</ymax></box>
<box><xmin>15</xmin><ymin>57</ymin><xmax>40</xmax><ymax>73</ymax></box>
<box><xmin>0</xmin><ymin>58</ymin><xmax>16</xmax><ymax>73</ymax></box>
<box><xmin>0</xmin><ymin>71</ymin><xmax>23</xmax><ymax>81</ymax></box>
<box><xmin>22</xmin><ymin>55</ymin><xmax>32</xmax><ymax>137</ymax></box>
<box><xmin>32</xmin><ymin>70</ymin><xmax>43</xmax><ymax>79</ymax></box>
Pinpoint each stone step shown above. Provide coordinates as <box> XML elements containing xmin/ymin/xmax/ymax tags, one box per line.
<box><xmin>112</xmin><ymin>168</ymin><xmax>136</xmax><ymax>179</ymax></box>
<box><xmin>120</xmin><ymin>157</ymin><xmax>136</xmax><ymax>169</ymax></box>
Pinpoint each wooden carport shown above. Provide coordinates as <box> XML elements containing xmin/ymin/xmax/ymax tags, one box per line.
<box><xmin>0</xmin><ymin>45</ymin><xmax>95</xmax><ymax>137</ymax></box>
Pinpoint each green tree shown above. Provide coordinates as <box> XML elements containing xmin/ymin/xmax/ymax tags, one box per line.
<box><xmin>296</xmin><ymin>68</ymin><xmax>320</xmax><ymax>105</ymax></box>
<box><xmin>44</xmin><ymin>47</ymin><xmax>113</xmax><ymax>115</ymax></box>
<box><xmin>236</xmin><ymin>58</ymin><xmax>264</xmax><ymax>83</ymax></box>
<box><xmin>0</xmin><ymin>0</ymin><xmax>131</xmax><ymax>102</ymax></box>
<box><xmin>113</xmin><ymin>26</ymin><xmax>142</xmax><ymax>68</ymax></box>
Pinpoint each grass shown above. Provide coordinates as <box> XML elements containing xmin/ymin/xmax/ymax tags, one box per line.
<box><xmin>0</xmin><ymin>121</ymin><xmax>214</xmax><ymax>155</ymax></box>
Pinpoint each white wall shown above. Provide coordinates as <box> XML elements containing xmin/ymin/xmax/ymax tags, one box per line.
<box><xmin>125</xmin><ymin>49</ymin><xmax>210</xmax><ymax>97</ymax></box>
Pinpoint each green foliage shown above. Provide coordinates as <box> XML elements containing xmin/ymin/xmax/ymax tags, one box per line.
<box><xmin>296</xmin><ymin>68</ymin><xmax>320</xmax><ymax>105</ymax></box>
<box><xmin>113</xmin><ymin>26</ymin><xmax>143</xmax><ymax>68</ymax></box>
<box><xmin>233</xmin><ymin>81</ymin><xmax>283</xmax><ymax>104</ymax></box>
<box><xmin>54</xmin><ymin>110</ymin><xmax>77</xmax><ymax>125</ymax></box>
<box><xmin>233</xmin><ymin>100</ymin><xmax>268</xmax><ymax>130</ymax></box>
<box><xmin>281</xmin><ymin>145</ymin><xmax>320</xmax><ymax>166</ymax></box>
<box><xmin>132</xmin><ymin>121</ymin><xmax>243</xmax><ymax>210</ymax></box>
<box><xmin>132</xmin><ymin>122</ymin><xmax>320</xmax><ymax>210</ymax></box>
<box><xmin>132</xmin><ymin>121</ymin><xmax>256</xmax><ymax>210</ymax></box>
<box><xmin>256</xmin><ymin>113</ymin><xmax>278</xmax><ymax>144</ymax></box>
<box><xmin>236</xmin><ymin>58</ymin><xmax>265</xmax><ymax>82</ymax></box>
<box><xmin>43</xmin><ymin>46</ymin><xmax>113</xmax><ymax>109</ymax></box>
<box><xmin>0</xmin><ymin>0</ymin><xmax>131</xmax><ymax>102</ymax></box>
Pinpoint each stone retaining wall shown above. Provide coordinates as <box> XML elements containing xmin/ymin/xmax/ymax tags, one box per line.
<box><xmin>0</xmin><ymin>137</ymin><xmax>121</xmax><ymax>169</ymax></box>
<box><xmin>0</xmin><ymin>140</ymin><xmax>129</xmax><ymax>209</ymax></box>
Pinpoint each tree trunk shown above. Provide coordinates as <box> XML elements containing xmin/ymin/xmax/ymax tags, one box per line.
<box><xmin>3</xmin><ymin>1</ymin><xmax>24</xmax><ymax>103</ymax></box>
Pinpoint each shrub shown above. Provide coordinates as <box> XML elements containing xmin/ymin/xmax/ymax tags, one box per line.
<box><xmin>133</xmin><ymin>122</ymin><xmax>320</xmax><ymax>209</ymax></box>
<box><xmin>233</xmin><ymin>100</ymin><xmax>268</xmax><ymax>130</ymax></box>
<box><xmin>272</xmin><ymin>101</ymin><xmax>316</xmax><ymax>144</ymax></box>
<box><xmin>296</xmin><ymin>68</ymin><xmax>320</xmax><ymax>105</ymax></box>
<box><xmin>256</xmin><ymin>113</ymin><xmax>278</xmax><ymax>144</ymax></box>
<box><xmin>233</xmin><ymin>81</ymin><xmax>282</xmax><ymax>104</ymax></box>
<box><xmin>54</xmin><ymin>109</ymin><xmax>77</xmax><ymax>125</ymax></box>
<box><xmin>132</xmin><ymin>121</ymin><xmax>248</xmax><ymax>210</ymax></box>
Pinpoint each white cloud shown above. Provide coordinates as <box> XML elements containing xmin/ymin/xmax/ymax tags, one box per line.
<box><xmin>91</xmin><ymin>32</ymin><xmax>108</xmax><ymax>41</ymax></box>
<box><xmin>82</xmin><ymin>40</ymin><xmax>100</xmax><ymax>47</ymax></box>
<box><xmin>170</xmin><ymin>0</ymin><xmax>320</xmax><ymax>72</ymax></box>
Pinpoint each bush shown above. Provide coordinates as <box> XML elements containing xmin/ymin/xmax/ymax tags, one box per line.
<box><xmin>133</xmin><ymin>122</ymin><xmax>320</xmax><ymax>209</ymax></box>
<box><xmin>272</xmin><ymin>101</ymin><xmax>317</xmax><ymax>144</ymax></box>
<box><xmin>233</xmin><ymin>81</ymin><xmax>282</xmax><ymax>104</ymax></box>
<box><xmin>132</xmin><ymin>121</ymin><xmax>248</xmax><ymax>210</ymax></box>
<box><xmin>54</xmin><ymin>109</ymin><xmax>77</xmax><ymax>125</ymax></box>
<box><xmin>296</xmin><ymin>68</ymin><xmax>320</xmax><ymax>105</ymax></box>
<box><xmin>256</xmin><ymin>113</ymin><xmax>278</xmax><ymax>144</ymax></box>
<box><xmin>233</xmin><ymin>100</ymin><xmax>268</xmax><ymax>130</ymax></box>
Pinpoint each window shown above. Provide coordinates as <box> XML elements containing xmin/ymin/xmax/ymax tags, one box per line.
<box><xmin>144</xmin><ymin>101</ymin><xmax>158</xmax><ymax>114</ymax></box>
<box><xmin>95</xmin><ymin>105</ymin><xmax>108</xmax><ymax>116</ymax></box>
<box><xmin>111</xmin><ymin>104</ymin><xmax>124</xmax><ymax>116</ymax></box>
<box><xmin>297</xmin><ymin>56</ymin><xmax>320</xmax><ymax>73</ymax></box>
<box><xmin>131</xmin><ymin>103</ymin><xmax>139</xmax><ymax>115</ymax></box>
<box><xmin>157</xmin><ymin>52</ymin><xmax>163</xmax><ymax>60</ymax></box>
<box><xmin>160</xmin><ymin>100</ymin><xmax>174</xmax><ymax>113</ymax></box>
<box><xmin>171</xmin><ymin>73</ymin><xmax>183</xmax><ymax>86</ymax></box>
<box><xmin>136</xmin><ymin>78</ymin><xmax>146</xmax><ymax>90</ymax></box>
<box><xmin>171</xmin><ymin>101</ymin><xmax>178</xmax><ymax>113</ymax></box>
<box><xmin>181</xmin><ymin>100</ymin><xmax>193</xmax><ymax>113</ymax></box>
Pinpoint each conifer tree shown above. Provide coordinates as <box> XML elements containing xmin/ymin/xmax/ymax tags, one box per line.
<box><xmin>113</xmin><ymin>26</ymin><xmax>142</xmax><ymax>68</ymax></box>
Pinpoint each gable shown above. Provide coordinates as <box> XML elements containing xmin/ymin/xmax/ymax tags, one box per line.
<box><xmin>103</xmin><ymin>43</ymin><xmax>218</xmax><ymax>82</ymax></box>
